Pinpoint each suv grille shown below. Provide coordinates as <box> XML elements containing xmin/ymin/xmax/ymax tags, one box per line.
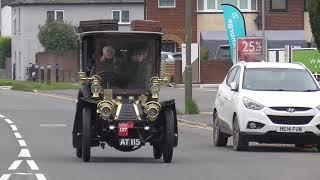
<box><xmin>267</xmin><ymin>115</ymin><xmax>314</xmax><ymax>125</ymax></box>
<box><xmin>269</xmin><ymin>107</ymin><xmax>312</xmax><ymax>112</ymax></box>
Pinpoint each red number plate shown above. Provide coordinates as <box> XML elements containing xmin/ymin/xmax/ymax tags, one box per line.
<box><xmin>118</xmin><ymin>122</ymin><xmax>134</xmax><ymax>137</ymax></box>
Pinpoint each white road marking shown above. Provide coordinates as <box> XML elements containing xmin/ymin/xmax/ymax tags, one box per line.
<box><xmin>0</xmin><ymin>174</ymin><xmax>11</xmax><ymax>180</ymax></box>
<box><xmin>14</xmin><ymin>132</ymin><xmax>22</xmax><ymax>139</ymax></box>
<box><xmin>8</xmin><ymin>160</ymin><xmax>22</xmax><ymax>170</ymax></box>
<box><xmin>18</xmin><ymin>149</ymin><xmax>31</xmax><ymax>158</ymax></box>
<box><xmin>0</xmin><ymin>114</ymin><xmax>4</xmax><ymax>118</ymax></box>
<box><xmin>13</xmin><ymin>173</ymin><xmax>32</xmax><ymax>175</ymax></box>
<box><xmin>40</xmin><ymin>124</ymin><xmax>67</xmax><ymax>127</ymax></box>
<box><xmin>18</xmin><ymin>140</ymin><xmax>27</xmax><ymax>147</ymax></box>
<box><xmin>4</xmin><ymin>119</ymin><xmax>13</xmax><ymax>124</ymax></box>
<box><xmin>27</xmin><ymin>160</ymin><xmax>39</xmax><ymax>170</ymax></box>
<box><xmin>10</xmin><ymin>125</ymin><xmax>18</xmax><ymax>131</ymax></box>
<box><xmin>35</xmin><ymin>174</ymin><xmax>47</xmax><ymax>180</ymax></box>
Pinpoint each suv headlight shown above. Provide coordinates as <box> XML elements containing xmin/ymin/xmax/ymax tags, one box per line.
<box><xmin>316</xmin><ymin>105</ymin><xmax>320</xmax><ymax>111</ymax></box>
<box><xmin>243</xmin><ymin>97</ymin><xmax>264</xmax><ymax>110</ymax></box>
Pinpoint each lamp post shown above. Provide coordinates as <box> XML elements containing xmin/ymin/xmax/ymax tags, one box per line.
<box><xmin>185</xmin><ymin>0</ymin><xmax>192</xmax><ymax>113</ymax></box>
<box><xmin>262</xmin><ymin>0</ymin><xmax>267</xmax><ymax>61</ymax></box>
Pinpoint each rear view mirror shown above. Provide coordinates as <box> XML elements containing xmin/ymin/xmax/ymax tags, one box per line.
<box><xmin>230</xmin><ymin>81</ymin><xmax>238</xmax><ymax>92</ymax></box>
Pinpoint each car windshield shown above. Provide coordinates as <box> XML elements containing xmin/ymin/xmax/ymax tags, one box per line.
<box><xmin>89</xmin><ymin>38</ymin><xmax>157</xmax><ymax>90</ymax></box>
<box><xmin>242</xmin><ymin>68</ymin><xmax>319</xmax><ymax>92</ymax></box>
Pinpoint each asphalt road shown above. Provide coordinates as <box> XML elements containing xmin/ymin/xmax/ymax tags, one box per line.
<box><xmin>1</xmin><ymin>89</ymin><xmax>320</xmax><ymax>180</ymax></box>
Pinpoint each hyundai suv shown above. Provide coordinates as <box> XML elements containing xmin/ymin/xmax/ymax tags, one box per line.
<box><xmin>213</xmin><ymin>62</ymin><xmax>320</xmax><ymax>151</ymax></box>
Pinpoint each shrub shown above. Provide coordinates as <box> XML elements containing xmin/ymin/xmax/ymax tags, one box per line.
<box><xmin>200</xmin><ymin>47</ymin><xmax>209</xmax><ymax>61</ymax></box>
<box><xmin>38</xmin><ymin>21</ymin><xmax>78</xmax><ymax>52</ymax></box>
<box><xmin>308</xmin><ymin>0</ymin><xmax>320</xmax><ymax>50</ymax></box>
<box><xmin>0</xmin><ymin>37</ymin><xmax>11</xmax><ymax>69</ymax></box>
<box><xmin>185</xmin><ymin>99</ymin><xmax>199</xmax><ymax>114</ymax></box>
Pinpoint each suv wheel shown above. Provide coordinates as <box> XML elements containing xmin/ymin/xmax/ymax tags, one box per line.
<box><xmin>213</xmin><ymin>112</ymin><xmax>228</xmax><ymax>147</ymax></box>
<box><xmin>82</xmin><ymin>107</ymin><xmax>92</xmax><ymax>162</ymax></box>
<box><xmin>233</xmin><ymin>116</ymin><xmax>248</xmax><ymax>151</ymax></box>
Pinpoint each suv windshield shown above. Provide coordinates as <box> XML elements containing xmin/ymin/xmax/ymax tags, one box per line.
<box><xmin>242</xmin><ymin>68</ymin><xmax>319</xmax><ymax>92</ymax></box>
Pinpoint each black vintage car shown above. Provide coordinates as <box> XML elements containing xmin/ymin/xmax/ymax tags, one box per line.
<box><xmin>72</xmin><ymin>20</ymin><xmax>178</xmax><ymax>163</ymax></box>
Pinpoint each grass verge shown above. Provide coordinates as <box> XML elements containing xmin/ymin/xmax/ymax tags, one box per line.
<box><xmin>185</xmin><ymin>99</ymin><xmax>199</xmax><ymax>114</ymax></box>
<box><xmin>0</xmin><ymin>79</ymin><xmax>79</xmax><ymax>92</ymax></box>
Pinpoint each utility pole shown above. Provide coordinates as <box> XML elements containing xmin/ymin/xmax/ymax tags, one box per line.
<box><xmin>185</xmin><ymin>0</ymin><xmax>192</xmax><ymax>113</ymax></box>
<box><xmin>262</xmin><ymin>0</ymin><xmax>267</xmax><ymax>61</ymax></box>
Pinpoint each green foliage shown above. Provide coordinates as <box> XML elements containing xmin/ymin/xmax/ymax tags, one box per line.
<box><xmin>0</xmin><ymin>37</ymin><xmax>11</xmax><ymax>69</ymax></box>
<box><xmin>185</xmin><ymin>99</ymin><xmax>199</xmax><ymax>114</ymax></box>
<box><xmin>38</xmin><ymin>21</ymin><xmax>78</xmax><ymax>52</ymax></box>
<box><xmin>200</xmin><ymin>47</ymin><xmax>209</xmax><ymax>61</ymax></box>
<box><xmin>308</xmin><ymin>0</ymin><xmax>320</xmax><ymax>50</ymax></box>
<box><xmin>0</xmin><ymin>80</ymin><xmax>79</xmax><ymax>92</ymax></box>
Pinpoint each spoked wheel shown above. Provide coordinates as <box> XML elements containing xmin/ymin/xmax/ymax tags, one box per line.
<box><xmin>162</xmin><ymin>109</ymin><xmax>174</xmax><ymax>163</ymax></box>
<box><xmin>233</xmin><ymin>116</ymin><xmax>248</xmax><ymax>151</ymax></box>
<box><xmin>82</xmin><ymin>107</ymin><xmax>92</xmax><ymax>162</ymax></box>
<box><xmin>213</xmin><ymin>112</ymin><xmax>228</xmax><ymax>147</ymax></box>
<box><xmin>153</xmin><ymin>144</ymin><xmax>162</xmax><ymax>159</ymax></box>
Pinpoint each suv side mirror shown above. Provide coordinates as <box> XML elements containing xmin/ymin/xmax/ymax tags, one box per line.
<box><xmin>230</xmin><ymin>81</ymin><xmax>238</xmax><ymax>92</ymax></box>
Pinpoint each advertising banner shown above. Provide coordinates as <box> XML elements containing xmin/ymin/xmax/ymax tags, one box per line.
<box><xmin>222</xmin><ymin>4</ymin><xmax>247</xmax><ymax>63</ymax></box>
<box><xmin>236</xmin><ymin>37</ymin><xmax>264</xmax><ymax>62</ymax></box>
<box><xmin>291</xmin><ymin>48</ymin><xmax>320</xmax><ymax>73</ymax></box>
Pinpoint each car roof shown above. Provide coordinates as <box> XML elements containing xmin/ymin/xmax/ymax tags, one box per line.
<box><xmin>236</xmin><ymin>62</ymin><xmax>305</xmax><ymax>70</ymax></box>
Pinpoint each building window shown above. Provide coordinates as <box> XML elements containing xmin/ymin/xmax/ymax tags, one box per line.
<box><xmin>270</xmin><ymin>0</ymin><xmax>288</xmax><ymax>11</ymax></box>
<box><xmin>198</xmin><ymin>0</ymin><xmax>257</xmax><ymax>12</ymax></box>
<box><xmin>46</xmin><ymin>10</ymin><xmax>64</xmax><ymax>22</ymax></box>
<box><xmin>158</xmin><ymin>0</ymin><xmax>176</xmax><ymax>8</ymax></box>
<box><xmin>112</xmin><ymin>10</ymin><xmax>130</xmax><ymax>24</ymax></box>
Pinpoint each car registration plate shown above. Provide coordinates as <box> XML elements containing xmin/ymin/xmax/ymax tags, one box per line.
<box><xmin>119</xmin><ymin>139</ymin><xmax>141</xmax><ymax>146</ymax></box>
<box><xmin>277</xmin><ymin>126</ymin><xmax>305</xmax><ymax>133</ymax></box>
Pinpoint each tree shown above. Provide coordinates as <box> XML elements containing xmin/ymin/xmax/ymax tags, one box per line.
<box><xmin>38</xmin><ymin>21</ymin><xmax>78</xmax><ymax>52</ymax></box>
<box><xmin>0</xmin><ymin>37</ymin><xmax>11</xmax><ymax>69</ymax></box>
<box><xmin>308</xmin><ymin>0</ymin><xmax>320</xmax><ymax>50</ymax></box>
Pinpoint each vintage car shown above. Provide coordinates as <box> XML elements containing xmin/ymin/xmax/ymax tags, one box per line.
<box><xmin>72</xmin><ymin>20</ymin><xmax>178</xmax><ymax>163</ymax></box>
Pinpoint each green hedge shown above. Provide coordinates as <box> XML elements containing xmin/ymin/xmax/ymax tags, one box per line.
<box><xmin>308</xmin><ymin>0</ymin><xmax>320</xmax><ymax>50</ymax></box>
<box><xmin>0</xmin><ymin>37</ymin><xmax>11</xmax><ymax>69</ymax></box>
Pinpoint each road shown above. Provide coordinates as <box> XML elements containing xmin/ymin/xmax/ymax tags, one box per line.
<box><xmin>1</xmin><ymin>89</ymin><xmax>320</xmax><ymax>180</ymax></box>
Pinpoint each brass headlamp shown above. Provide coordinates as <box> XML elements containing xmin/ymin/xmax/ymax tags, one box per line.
<box><xmin>97</xmin><ymin>100</ymin><xmax>115</xmax><ymax>120</ymax></box>
<box><xmin>144</xmin><ymin>101</ymin><xmax>161</xmax><ymax>121</ymax></box>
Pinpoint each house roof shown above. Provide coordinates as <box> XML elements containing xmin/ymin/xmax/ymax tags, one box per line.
<box><xmin>8</xmin><ymin>0</ymin><xmax>144</xmax><ymax>6</ymax></box>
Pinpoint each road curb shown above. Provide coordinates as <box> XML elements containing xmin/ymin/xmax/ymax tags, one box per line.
<box><xmin>178</xmin><ymin>118</ymin><xmax>212</xmax><ymax>128</ymax></box>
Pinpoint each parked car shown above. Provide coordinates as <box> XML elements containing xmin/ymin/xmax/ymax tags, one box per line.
<box><xmin>213</xmin><ymin>61</ymin><xmax>320</xmax><ymax>151</ymax></box>
<box><xmin>161</xmin><ymin>52</ymin><xmax>175</xmax><ymax>62</ymax></box>
<box><xmin>73</xmin><ymin>20</ymin><xmax>178</xmax><ymax>163</ymax></box>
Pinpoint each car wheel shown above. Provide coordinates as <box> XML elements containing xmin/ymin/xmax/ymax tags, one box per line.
<box><xmin>162</xmin><ymin>109</ymin><xmax>174</xmax><ymax>163</ymax></box>
<box><xmin>82</xmin><ymin>107</ymin><xmax>91</xmax><ymax>162</ymax></box>
<box><xmin>213</xmin><ymin>112</ymin><xmax>228</xmax><ymax>147</ymax></box>
<box><xmin>153</xmin><ymin>144</ymin><xmax>162</xmax><ymax>159</ymax></box>
<box><xmin>232</xmin><ymin>116</ymin><xmax>248</xmax><ymax>151</ymax></box>
<box><xmin>76</xmin><ymin>148</ymin><xmax>82</xmax><ymax>158</ymax></box>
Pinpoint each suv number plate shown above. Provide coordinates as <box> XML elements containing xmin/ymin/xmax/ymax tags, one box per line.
<box><xmin>277</xmin><ymin>126</ymin><xmax>305</xmax><ymax>133</ymax></box>
<box><xmin>119</xmin><ymin>139</ymin><xmax>141</xmax><ymax>146</ymax></box>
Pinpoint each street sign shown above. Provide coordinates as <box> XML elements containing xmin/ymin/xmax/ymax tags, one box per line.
<box><xmin>291</xmin><ymin>48</ymin><xmax>320</xmax><ymax>73</ymax></box>
<box><xmin>236</xmin><ymin>37</ymin><xmax>264</xmax><ymax>62</ymax></box>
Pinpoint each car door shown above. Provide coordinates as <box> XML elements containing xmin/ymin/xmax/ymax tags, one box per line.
<box><xmin>216</xmin><ymin>67</ymin><xmax>238</xmax><ymax>123</ymax></box>
<box><xmin>224</xmin><ymin>66</ymin><xmax>241</xmax><ymax>128</ymax></box>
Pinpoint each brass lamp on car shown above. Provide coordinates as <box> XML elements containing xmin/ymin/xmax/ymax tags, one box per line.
<box><xmin>97</xmin><ymin>100</ymin><xmax>115</xmax><ymax>120</ymax></box>
<box><xmin>144</xmin><ymin>101</ymin><xmax>161</xmax><ymax>121</ymax></box>
<box><xmin>90</xmin><ymin>75</ymin><xmax>102</xmax><ymax>98</ymax></box>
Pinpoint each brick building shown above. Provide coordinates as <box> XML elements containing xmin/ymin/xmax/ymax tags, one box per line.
<box><xmin>145</xmin><ymin>0</ymin><xmax>197</xmax><ymax>52</ymax></box>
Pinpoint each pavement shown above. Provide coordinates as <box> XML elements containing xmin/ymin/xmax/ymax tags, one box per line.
<box><xmin>1</xmin><ymin>89</ymin><xmax>320</xmax><ymax>180</ymax></box>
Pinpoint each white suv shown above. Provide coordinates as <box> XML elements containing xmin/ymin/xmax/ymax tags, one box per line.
<box><xmin>213</xmin><ymin>62</ymin><xmax>320</xmax><ymax>151</ymax></box>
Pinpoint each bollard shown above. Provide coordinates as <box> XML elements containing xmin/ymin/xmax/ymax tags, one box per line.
<box><xmin>40</xmin><ymin>65</ymin><xmax>45</xmax><ymax>83</ymax></box>
<box><xmin>13</xmin><ymin>63</ymin><xmax>16</xmax><ymax>80</ymax></box>
<box><xmin>55</xmin><ymin>64</ymin><xmax>59</xmax><ymax>83</ymax></box>
<box><xmin>47</xmin><ymin>64</ymin><xmax>52</xmax><ymax>84</ymax></box>
<box><xmin>35</xmin><ymin>64</ymin><xmax>39</xmax><ymax>82</ymax></box>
